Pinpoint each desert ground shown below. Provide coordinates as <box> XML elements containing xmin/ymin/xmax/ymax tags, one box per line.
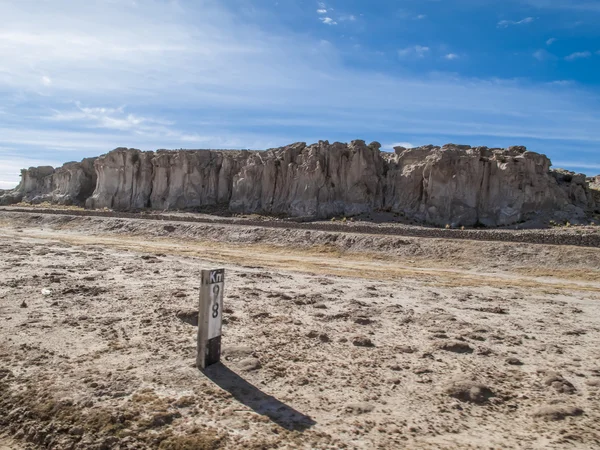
<box><xmin>1</xmin><ymin>210</ymin><xmax>600</xmax><ymax>449</ymax></box>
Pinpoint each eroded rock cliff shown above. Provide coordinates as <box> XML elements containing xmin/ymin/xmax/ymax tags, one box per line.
<box><xmin>2</xmin><ymin>141</ymin><xmax>597</xmax><ymax>227</ymax></box>
<box><xmin>230</xmin><ymin>141</ymin><xmax>385</xmax><ymax>217</ymax></box>
<box><xmin>0</xmin><ymin>159</ymin><xmax>96</xmax><ymax>206</ymax></box>
<box><xmin>384</xmin><ymin>145</ymin><xmax>594</xmax><ymax>226</ymax></box>
<box><xmin>85</xmin><ymin>148</ymin><xmax>154</xmax><ymax>210</ymax></box>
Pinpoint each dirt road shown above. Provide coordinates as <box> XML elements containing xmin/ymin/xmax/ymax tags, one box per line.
<box><xmin>1</xmin><ymin>212</ymin><xmax>600</xmax><ymax>449</ymax></box>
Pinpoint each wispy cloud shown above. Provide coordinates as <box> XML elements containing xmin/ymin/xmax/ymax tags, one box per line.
<box><xmin>552</xmin><ymin>161</ymin><xmax>600</xmax><ymax>171</ymax></box>
<box><xmin>547</xmin><ymin>80</ymin><xmax>575</xmax><ymax>86</ymax></box>
<box><xmin>387</xmin><ymin>142</ymin><xmax>415</xmax><ymax>150</ymax></box>
<box><xmin>397</xmin><ymin>10</ymin><xmax>428</xmax><ymax>20</ymax></box>
<box><xmin>533</xmin><ymin>49</ymin><xmax>557</xmax><ymax>61</ymax></box>
<box><xmin>565</xmin><ymin>51</ymin><xmax>591</xmax><ymax>60</ymax></box>
<box><xmin>497</xmin><ymin>17</ymin><xmax>535</xmax><ymax>28</ymax></box>
<box><xmin>445</xmin><ymin>53</ymin><xmax>459</xmax><ymax>60</ymax></box>
<box><xmin>398</xmin><ymin>45</ymin><xmax>430</xmax><ymax>58</ymax></box>
<box><xmin>320</xmin><ymin>17</ymin><xmax>337</xmax><ymax>25</ymax></box>
<box><xmin>316</xmin><ymin>2</ymin><xmax>356</xmax><ymax>25</ymax></box>
<box><xmin>0</xmin><ymin>154</ymin><xmax>64</xmax><ymax>189</ymax></box>
<box><xmin>47</xmin><ymin>103</ymin><xmax>175</xmax><ymax>134</ymax></box>
<box><xmin>523</xmin><ymin>0</ymin><xmax>600</xmax><ymax>13</ymax></box>
<box><xmin>546</xmin><ymin>37</ymin><xmax>557</xmax><ymax>45</ymax></box>
<box><xmin>0</xmin><ymin>0</ymin><xmax>599</xmax><ymax>179</ymax></box>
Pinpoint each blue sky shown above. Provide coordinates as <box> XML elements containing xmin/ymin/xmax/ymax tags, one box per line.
<box><xmin>1</xmin><ymin>0</ymin><xmax>600</xmax><ymax>189</ymax></box>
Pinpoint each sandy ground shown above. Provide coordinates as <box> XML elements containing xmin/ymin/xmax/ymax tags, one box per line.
<box><xmin>1</xmin><ymin>212</ymin><xmax>600</xmax><ymax>449</ymax></box>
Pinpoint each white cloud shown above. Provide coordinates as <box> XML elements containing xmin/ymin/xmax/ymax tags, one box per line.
<box><xmin>497</xmin><ymin>17</ymin><xmax>535</xmax><ymax>28</ymax></box>
<box><xmin>398</xmin><ymin>45</ymin><xmax>430</xmax><ymax>58</ymax></box>
<box><xmin>546</xmin><ymin>37</ymin><xmax>557</xmax><ymax>46</ymax></box>
<box><xmin>552</xmin><ymin>161</ymin><xmax>600</xmax><ymax>171</ymax></box>
<box><xmin>0</xmin><ymin>0</ymin><xmax>599</xmax><ymax>175</ymax></box>
<box><xmin>533</xmin><ymin>49</ymin><xmax>556</xmax><ymax>61</ymax></box>
<box><xmin>388</xmin><ymin>142</ymin><xmax>415</xmax><ymax>150</ymax></box>
<box><xmin>397</xmin><ymin>10</ymin><xmax>427</xmax><ymax>20</ymax></box>
<box><xmin>317</xmin><ymin>9</ymin><xmax>327</xmax><ymax>14</ymax></box>
<box><xmin>320</xmin><ymin>17</ymin><xmax>337</xmax><ymax>25</ymax></box>
<box><xmin>548</xmin><ymin>80</ymin><xmax>574</xmax><ymax>86</ymax></box>
<box><xmin>41</xmin><ymin>75</ymin><xmax>52</xmax><ymax>86</ymax></box>
<box><xmin>565</xmin><ymin>51</ymin><xmax>591</xmax><ymax>61</ymax></box>
<box><xmin>445</xmin><ymin>53</ymin><xmax>459</xmax><ymax>60</ymax></box>
<box><xmin>0</xmin><ymin>155</ymin><xmax>64</xmax><ymax>189</ymax></box>
<box><xmin>523</xmin><ymin>0</ymin><xmax>600</xmax><ymax>12</ymax></box>
<box><xmin>47</xmin><ymin>103</ymin><xmax>175</xmax><ymax>134</ymax></box>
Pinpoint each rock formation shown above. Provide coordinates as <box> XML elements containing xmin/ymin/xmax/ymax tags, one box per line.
<box><xmin>384</xmin><ymin>145</ymin><xmax>594</xmax><ymax>226</ymax></box>
<box><xmin>587</xmin><ymin>175</ymin><xmax>600</xmax><ymax>208</ymax></box>
<box><xmin>0</xmin><ymin>158</ymin><xmax>96</xmax><ymax>206</ymax></box>
<box><xmin>230</xmin><ymin>141</ymin><xmax>385</xmax><ymax>217</ymax></box>
<box><xmin>85</xmin><ymin>149</ymin><xmax>153</xmax><ymax>210</ymax></box>
<box><xmin>2</xmin><ymin>141</ymin><xmax>597</xmax><ymax>226</ymax></box>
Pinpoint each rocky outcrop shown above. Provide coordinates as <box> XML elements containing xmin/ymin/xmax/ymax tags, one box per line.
<box><xmin>150</xmin><ymin>150</ymin><xmax>251</xmax><ymax>210</ymax></box>
<box><xmin>85</xmin><ymin>148</ymin><xmax>253</xmax><ymax>210</ymax></box>
<box><xmin>230</xmin><ymin>141</ymin><xmax>385</xmax><ymax>217</ymax></box>
<box><xmin>384</xmin><ymin>145</ymin><xmax>595</xmax><ymax>226</ymax></box>
<box><xmin>0</xmin><ymin>159</ymin><xmax>96</xmax><ymax>206</ymax></box>
<box><xmin>587</xmin><ymin>176</ymin><xmax>600</xmax><ymax>210</ymax></box>
<box><xmin>85</xmin><ymin>149</ymin><xmax>154</xmax><ymax>210</ymax></box>
<box><xmin>3</xmin><ymin>141</ymin><xmax>597</xmax><ymax>227</ymax></box>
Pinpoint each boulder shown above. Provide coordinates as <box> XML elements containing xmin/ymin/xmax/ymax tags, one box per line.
<box><xmin>445</xmin><ymin>378</ymin><xmax>495</xmax><ymax>404</ymax></box>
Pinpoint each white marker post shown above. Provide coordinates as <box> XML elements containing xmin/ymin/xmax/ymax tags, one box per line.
<box><xmin>197</xmin><ymin>268</ymin><xmax>225</xmax><ymax>370</ymax></box>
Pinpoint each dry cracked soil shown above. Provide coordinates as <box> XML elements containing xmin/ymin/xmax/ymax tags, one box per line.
<box><xmin>1</xmin><ymin>210</ymin><xmax>600</xmax><ymax>449</ymax></box>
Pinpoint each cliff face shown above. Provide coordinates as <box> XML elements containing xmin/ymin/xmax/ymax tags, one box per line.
<box><xmin>85</xmin><ymin>148</ymin><xmax>154</xmax><ymax>210</ymax></box>
<box><xmin>587</xmin><ymin>176</ymin><xmax>600</xmax><ymax>207</ymax></box>
<box><xmin>230</xmin><ymin>141</ymin><xmax>385</xmax><ymax>217</ymax></box>
<box><xmin>2</xmin><ymin>141</ymin><xmax>597</xmax><ymax>226</ymax></box>
<box><xmin>383</xmin><ymin>145</ymin><xmax>593</xmax><ymax>226</ymax></box>
<box><xmin>0</xmin><ymin>159</ymin><xmax>96</xmax><ymax>206</ymax></box>
<box><xmin>150</xmin><ymin>150</ymin><xmax>251</xmax><ymax>210</ymax></box>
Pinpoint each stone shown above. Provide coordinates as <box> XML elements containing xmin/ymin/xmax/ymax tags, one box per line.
<box><xmin>223</xmin><ymin>346</ymin><xmax>255</xmax><ymax>360</ymax></box>
<box><xmin>532</xmin><ymin>405</ymin><xmax>583</xmax><ymax>421</ymax></box>
<box><xmin>445</xmin><ymin>379</ymin><xmax>495</xmax><ymax>404</ymax></box>
<box><xmin>543</xmin><ymin>372</ymin><xmax>576</xmax><ymax>394</ymax></box>
<box><xmin>436</xmin><ymin>341</ymin><xmax>473</xmax><ymax>354</ymax></box>
<box><xmin>2</xmin><ymin>141</ymin><xmax>597</xmax><ymax>227</ymax></box>
<box><xmin>175</xmin><ymin>309</ymin><xmax>199</xmax><ymax>326</ymax></box>
<box><xmin>86</xmin><ymin>149</ymin><xmax>154</xmax><ymax>210</ymax></box>
<box><xmin>344</xmin><ymin>402</ymin><xmax>375</xmax><ymax>414</ymax></box>
<box><xmin>352</xmin><ymin>336</ymin><xmax>375</xmax><ymax>347</ymax></box>
<box><xmin>0</xmin><ymin>159</ymin><xmax>96</xmax><ymax>206</ymax></box>
<box><xmin>238</xmin><ymin>357</ymin><xmax>261</xmax><ymax>372</ymax></box>
<box><xmin>506</xmin><ymin>357</ymin><xmax>523</xmax><ymax>366</ymax></box>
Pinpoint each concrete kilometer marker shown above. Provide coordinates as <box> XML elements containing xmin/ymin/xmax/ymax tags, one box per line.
<box><xmin>197</xmin><ymin>268</ymin><xmax>225</xmax><ymax>369</ymax></box>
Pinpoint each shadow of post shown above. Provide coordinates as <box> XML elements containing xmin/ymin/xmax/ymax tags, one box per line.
<box><xmin>203</xmin><ymin>363</ymin><xmax>316</xmax><ymax>432</ymax></box>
